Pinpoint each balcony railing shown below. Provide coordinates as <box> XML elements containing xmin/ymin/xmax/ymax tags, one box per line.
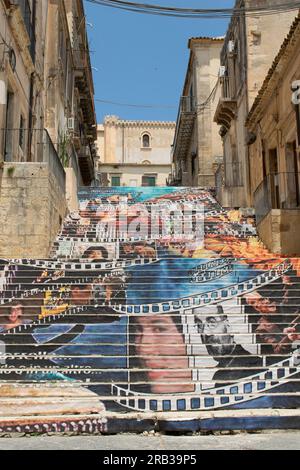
<box><xmin>254</xmin><ymin>172</ymin><xmax>300</xmax><ymax>224</ymax></box>
<box><xmin>220</xmin><ymin>76</ymin><xmax>235</xmax><ymax>100</ymax></box>
<box><xmin>172</xmin><ymin>96</ymin><xmax>197</xmax><ymax>162</ymax></box>
<box><xmin>42</xmin><ymin>129</ymin><xmax>66</xmax><ymax>194</ymax></box>
<box><xmin>214</xmin><ymin>76</ymin><xmax>237</xmax><ymax>130</ymax></box>
<box><xmin>179</xmin><ymin>95</ymin><xmax>196</xmax><ymax>114</ymax></box>
<box><xmin>1</xmin><ymin>128</ymin><xmax>66</xmax><ymax>194</ymax></box>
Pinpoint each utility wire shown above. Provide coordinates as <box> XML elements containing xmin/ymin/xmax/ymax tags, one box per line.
<box><xmin>95</xmin><ymin>98</ymin><xmax>176</xmax><ymax>108</ymax></box>
<box><xmin>85</xmin><ymin>0</ymin><xmax>300</xmax><ymax>19</ymax></box>
<box><xmin>95</xmin><ymin>80</ymin><xmax>219</xmax><ymax>110</ymax></box>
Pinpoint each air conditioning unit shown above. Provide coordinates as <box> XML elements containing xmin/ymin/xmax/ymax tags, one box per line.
<box><xmin>228</xmin><ymin>40</ymin><xmax>235</xmax><ymax>54</ymax></box>
<box><xmin>67</xmin><ymin>117</ymin><xmax>75</xmax><ymax>131</ymax></box>
<box><xmin>219</xmin><ymin>66</ymin><xmax>226</xmax><ymax>78</ymax></box>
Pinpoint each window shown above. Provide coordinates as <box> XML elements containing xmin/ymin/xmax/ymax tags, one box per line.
<box><xmin>142</xmin><ymin>160</ymin><xmax>151</xmax><ymax>165</ymax></box>
<box><xmin>111</xmin><ymin>175</ymin><xmax>121</xmax><ymax>186</ymax></box>
<box><xmin>15</xmin><ymin>0</ymin><xmax>34</xmax><ymax>60</ymax></box>
<box><xmin>268</xmin><ymin>148</ymin><xmax>279</xmax><ymax>209</ymax></box>
<box><xmin>142</xmin><ymin>133</ymin><xmax>150</xmax><ymax>148</ymax></box>
<box><xmin>284</xmin><ymin>141</ymin><xmax>300</xmax><ymax>208</ymax></box>
<box><xmin>142</xmin><ymin>175</ymin><xmax>156</xmax><ymax>187</ymax></box>
<box><xmin>19</xmin><ymin>115</ymin><xmax>25</xmax><ymax>151</ymax></box>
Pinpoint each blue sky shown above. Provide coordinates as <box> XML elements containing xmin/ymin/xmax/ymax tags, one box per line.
<box><xmin>84</xmin><ymin>0</ymin><xmax>235</xmax><ymax>123</ymax></box>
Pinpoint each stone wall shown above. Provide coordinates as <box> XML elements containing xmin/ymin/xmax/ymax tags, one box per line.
<box><xmin>0</xmin><ymin>163</ymin><xmax>67</xmax><ymax>258</ymax></box>
<box><xmin>65</xmin><ymin>168</ymin><xmax>79</xmax><ymax>212</ymax></box>
<box><xmin>258</xmin><ymin>209</ymin><xmax>300</xmax><ymax>256</ymax></box>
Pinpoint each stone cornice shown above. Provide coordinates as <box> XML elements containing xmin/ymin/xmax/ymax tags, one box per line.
<box><xmin>104</xmin><ymin>117</ymin><xmax>176</xmax><ymax>129</ymax></box>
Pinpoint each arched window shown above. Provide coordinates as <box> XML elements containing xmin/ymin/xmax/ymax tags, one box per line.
<box><xmin>142</xmin><ymin>133</ymin><xmax>151</xmax><ymax>148</ymax></box>
<box><xmin>142</xmin><ymin>160</ymin><xmax>151</xmax><ymax>165</ymax></box>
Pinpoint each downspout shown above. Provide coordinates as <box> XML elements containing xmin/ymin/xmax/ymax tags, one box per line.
<box><xmin>27</xmin><ymin>0</ymin><xmax>36</xmax><ymax>162</ymax></box>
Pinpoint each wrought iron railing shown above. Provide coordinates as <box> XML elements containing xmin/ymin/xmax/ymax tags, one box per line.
<box><xmin>254</xmin><ymin>172</ymin><xmax>300</xmax><ymax>223</ymax></box>
<box><xmin>42</xmin><ymin>129</ymin><xmax>66</xmax><ymax>194</ymax></box>
<box><xmin>220</xmin><ymin>76</ymin><xmax>236</xmax><ymax>100</ymax></box>
<box><xmin>1</xmin><ymin>128</ymin><xmax>66</xmax><ymax>194</ymax></box>
<box><xmin>179</xmin><ymin>95</ymin><xmax>196</xmax><ymax>114</ymax></box>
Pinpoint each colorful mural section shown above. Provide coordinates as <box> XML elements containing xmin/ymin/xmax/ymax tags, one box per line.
<box><xmin>0</xmin><ymin>187</ymin><xmax>300</xmax><ymax>433</ymax></box>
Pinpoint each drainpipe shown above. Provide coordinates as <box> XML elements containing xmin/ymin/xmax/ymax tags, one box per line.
<box><xmin>27</xmin><ymin>0</ymin><xmax>37</xmax><ymax>162</ymax></box>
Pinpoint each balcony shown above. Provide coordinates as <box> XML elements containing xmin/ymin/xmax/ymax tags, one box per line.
<box><xmin>172</xmin><ymin>96</ymin><xmax>196</xmax><ymax>163</ymax></box>
<box><xmin>78</xmin><ymin>144</ymin><xmax>95</xmax><ymax>186</ymax></box>
<box><xmin>68</xmin><ymin>117</ymin><xmax>83</xmax><ymax>151</ymax></box>
<box><xmin>73</xmin><ymin>36</ymin><xmax>96</xmax><ymax>140</ymax></box>
<box><xmin>214</xmin><ymin>76</ymin><xmax>237</xmax><ymax>132</ymax></box>
<box><xmin>254</xmin><ymin>172</ymin><xmax>300</xmax><ymax>224</ymax></box>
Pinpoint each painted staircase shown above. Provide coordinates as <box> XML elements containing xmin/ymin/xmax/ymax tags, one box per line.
<box><xmin>0</xmin><ymin>187</ymin><xmax>300</xmax><ymax>434</ymax></box>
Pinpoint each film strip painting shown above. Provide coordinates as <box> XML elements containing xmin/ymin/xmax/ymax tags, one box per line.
<box><xmin>1</xmin><ymin>186</ymin><xmax>300</xmax><ymax>430</ymax></box>
<box><xmin>111</xmin><ymin>347</ymin><xmax>300</xmax><ymax>412</ymax></box>
<box><xmin>111</xmin><ymin>259</ymin><xmax>292</xmax><ymax>315</ymax></box>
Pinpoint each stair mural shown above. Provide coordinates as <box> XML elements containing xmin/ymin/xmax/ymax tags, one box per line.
<box><xmin>0</xmin><ymin>187</ymin><xmax>300</xmax><ymax>433</ymax></box>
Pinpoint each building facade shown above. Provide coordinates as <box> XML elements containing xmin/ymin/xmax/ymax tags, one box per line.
<box><xmin>0</xmin><ymin>0</ymin><xmax>97</xmax><ymax>257</ymax></box>
<box><xmin>97</xmin><ymin>116</ymin><xmax>175</xmax><ymax>187</ymax></box>
<box><xmin>44</xmin><ymin>0</ymin><xmax>97</xmax><ymax>191</ymax></box>
<box><xmin>171</xmin><ymin>37</ymin><xmax>224</xmax><ymax>188</ymax></box>
<box><xmin>246</xmin><ymin>13</ymin><xmax>300</xmax><ymax>255</ymax></box>
<box><xmin>214</xmin><ymin>0</ymin><xmax>297</xmax><ymax>208</ymax></box>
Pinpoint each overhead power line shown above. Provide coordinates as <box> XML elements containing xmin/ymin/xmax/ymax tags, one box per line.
<box><xmin>85</xmin><ymin>0</ymin><xmax>300</xmax><ymax>18</ymax></box>
<box><xmin>95</xmin><ymin>98</ymin><xmax>176</xmax><ymax>108</ymax></box>
<box><xmin>95</xmin><ymin>81</ymin><xmax>219</xmax><ymax>110</ymax></box>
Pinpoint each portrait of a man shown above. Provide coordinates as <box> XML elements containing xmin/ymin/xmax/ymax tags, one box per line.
<box><xmin>195</xmin><ymin>305</ymin><xmax>264</xmax><ymax>388</ymax></box>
